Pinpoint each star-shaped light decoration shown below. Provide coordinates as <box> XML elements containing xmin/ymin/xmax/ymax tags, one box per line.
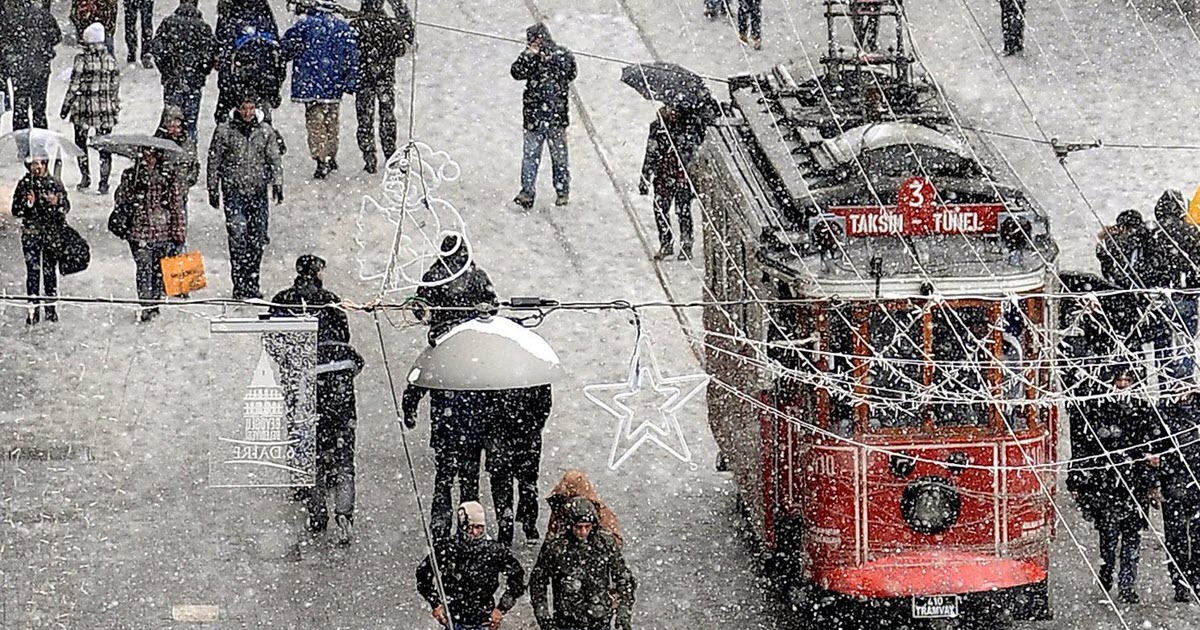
<box><xmin>584</xmin><ymin>333</ymin><xmax>709</xmax><ymax>471</ymax></box>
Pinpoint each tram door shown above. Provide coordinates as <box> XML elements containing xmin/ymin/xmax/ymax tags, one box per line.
<box><xmin>765</xmin><ymin>287</ymin><xmax>815</xmax><ymax>547</ymax></box>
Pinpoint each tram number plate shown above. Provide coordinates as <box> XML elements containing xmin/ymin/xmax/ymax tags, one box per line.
<box><xmin>912</xmin><ymin>595</ymin><xmax>959</xmax><ymax>619</ymax></box>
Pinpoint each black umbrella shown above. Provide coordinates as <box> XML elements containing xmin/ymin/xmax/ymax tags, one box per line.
<box><xmin>91</xmin><ymin>134</ymin><xmax>185</xmax><ymax>161</ymax></box>
<box><xmin>621</xmin><ymin>62</ymin><xmax>713</xmax><ymax>112</ymax></box>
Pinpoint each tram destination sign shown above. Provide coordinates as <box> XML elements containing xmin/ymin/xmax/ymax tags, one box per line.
<box><xmin>829</xmin><ymin>176</ymin><xmax>1004</xmax><ymax>237</ymax></box>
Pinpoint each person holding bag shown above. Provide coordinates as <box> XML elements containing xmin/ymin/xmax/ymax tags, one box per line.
<box><xmin>11</xmin><ymin>157</ymin><xmax>71</xmax><ymax>325</ymax></box>
<box><xmin>114</xmin><ymin>147</ymin><xmax>187</xmax><ymax>322</ymax></box>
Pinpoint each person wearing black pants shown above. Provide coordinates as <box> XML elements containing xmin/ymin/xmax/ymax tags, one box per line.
<box><xmin>640</xmin><ymin>105</ymin><xmax>706</xmax><ymax>261</ymax></box>
<box><xmin>487</xmin><ymin>385</ymin><xmax>552</xmax><ymax>547</ymax></box>
<box><xmin>123</xmin><ymin>0</ymin><xmax>155</xmax><ymax>66</ymax></box>
<box><xmin>1159</xmin><ymin>392</ymin><xmax>1200</xmax><ymax>602</ymax></box>
<box><xmin>737</xmin><ymin>0</ymin><xmax>762</xmax><ymax>49</ymax></box>
<box><xmin>1</xmin><ymin>0</ymin><xmax>61</xmax><ymax>131</ymax></box>
<box><xmin>12</xmin><ymin>158</ymin><xmax>69</xmax><ymax>325</ymax></box>
<box><xmin>1000</xmin><ymin>0</ymin><xmax>1025</xmax><ymax>56</ymax></box>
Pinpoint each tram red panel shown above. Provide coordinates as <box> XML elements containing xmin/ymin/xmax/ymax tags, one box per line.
<box><xmin>1003</xmin><ymin>436</ymin><xmax>1054</xmax><ymax>562</ymax></box>
<box><xmin>801</xmin><ymin>445</ymin><xmax>860</xmax><ymax>568</ymax></box>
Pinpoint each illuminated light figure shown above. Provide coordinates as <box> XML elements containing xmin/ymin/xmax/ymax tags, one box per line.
<box><xmin>243</xmin><ymin>350</ymin><xmax>285</xmax><ymax>443</ymax></box>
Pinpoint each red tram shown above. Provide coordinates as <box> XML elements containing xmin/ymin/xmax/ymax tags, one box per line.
<box><xmin>694</xmin><ymin>1</ymin><xmax>1060</xmax><ymax>625</ymax></box>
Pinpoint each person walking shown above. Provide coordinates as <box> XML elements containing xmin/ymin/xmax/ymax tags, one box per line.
<box><xmin>71</xmin><ymin>0</ymin><xmax>118</xmax><ymax>51</ymax></box>
<box><xmin>414</xmin><ymin>234</ymin><xmax>498</xmax><ymax>344</ymax></box>
<box><xmin>416</xmin><ymin>501</ymin><xmax>527</xmax><ymax>630</ymax></box>
<box><xmin>529</xmin><ymin>497</ymin><xmax>636</xmax><ymax>630</ymax></box>
<box><xmin>403</xmin><ymin>384</ymin><xmax>491</xmax><ymax>541</ymax></box>
<box><xmin>1</xmin><ymin>0</ymin><xmax>61</xmax><ymax>132</ymax></box>
<box><xmin>999</xmin><ymin>0</ymin><xmax>1025</xmax><ymax>56</ymax></box>
<box><xmin>486</xmin><ymin>385</ymin><xmax>552</xmax><ymax>547</ymax></box>
<box><xmin>114</xmin><ymin>147</ymin><xmax>187</xmax><ymax>321</ymax></box>
<box><xmin>544</xmin><ymin>469</ymin><xmax>624</xmax><ymax>548</ymax></box>
<box><xmin>60</xmin><ymin>22</ymin><xmax>119</xmax><ymax>194</ymax></box>
<box><xmin>123</xmin><ymin>0</ymin><xmax>154</xmax><ymax>67</ymax></box>
<box><xmin>349</xmin><ymin>0</ymin><xmax>409</xmax><ymax>174</ymax></box>
<box><xmin>281</xmin><ymin>0</ymin><xmax>359</xmax><ymax>180</ymax></box>
<box><xmin>11</xmin><ymin>157</ymin><xmax>69</xmax><ymax>324</ymax></box>
<box><xmin>148</xmin><ymin>0</ymin><xmax>216</xmax><ymax>141</ymax></box>
<box><xmin>1158</xmin><ymin>391</ymin><xmax>1200</xmax><ymax>603</ymax></box>
<box><xmin>639</xmin><ymin>105</ymin><xmax>706</xmax><ymax>261</ymax></box>
<box><xmin>1067</xmin><ymin>370</ymin><xmax>1160</xmax><ymax>603</ymax></box>
<box><xmin>207</xmin><ymin>94</ymin><xmax>283</xmax><ymax>299</ymax></box>
<box><xmin>271</xmin><ymin>255</ymin><xmax>364</xmax><ymax>545</ymax></box>
<box><xmin>737</xmin><ymin>0</ymin><xmax>762</xmax><ymax>50</ymax></box>
<box><xmin>510</xmin><ymin>23</ymin><xmax>576</xmax><ymax>209</ymax></box>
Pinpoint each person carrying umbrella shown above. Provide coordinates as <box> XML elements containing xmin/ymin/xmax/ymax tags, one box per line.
<box><xmin>113</xmin><ymin>146</ymin><xmax>187</xmax><ymax>321</ymax></box>
<box><xmin>510</xmin><ymin>23</ymin><xmax>576</xmax><ymax>209</ymax></box>
<box><xmin>61</xmin><ymin>22</ymin><xmax>119</xmax><ymax>194</ymax></box>
<box><xmin>11</xmin><ymin>155</ymin><xmax>70</xmax><ymax>324</ymax></box>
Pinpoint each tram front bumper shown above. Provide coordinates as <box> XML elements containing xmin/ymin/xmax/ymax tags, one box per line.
<box><xmin>818</xmin><ymin>551</ymin><xmax>1047</xmax><ymax>598</ymax></box>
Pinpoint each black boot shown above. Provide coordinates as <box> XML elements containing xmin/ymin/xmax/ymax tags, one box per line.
<box><xmin>1099</xmin><ymin>564</ymin><xmax>1114</xmax><ymax>593</ymax></box>
<box><xmin>43</xmin><ymin>305</ymin><xmax>58</xmax><ymax>322</ymax></box>
<box><xmin>363</xmin><ymin>151</ymin><xmax>377</xmax><ymax>174</ymax></box>
<box><xmin>77</xmin><ymin>156</ymin><xmax>90</xmax><ymax>190</ymax></box>
<box><xmin>313</xmin><ymin>159</ymin><xmax>329</xmax><ymax>180</ymax></box>
<box><xmin>25</xmin><ymin>306</ymin><xmax>40</xmax><ymax>326</ymax></box>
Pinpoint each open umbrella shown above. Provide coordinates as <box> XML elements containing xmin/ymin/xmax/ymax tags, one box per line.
<box><xmin>91</xmin><ymin>134</ymin><xmax>185</xmax><ymax>160</ymax></box>
<box><xmin>0</xmin><ymin>128</ymin><xmax>84</xmax><ymax>162</ymax></box>
<box><xmin>406</xmin><ymin>317</ymin><xmax>562</xmax><ymax>390</ymax></box>
<box><xmin>621</xmin><ymin>61</ymin><xmax>714</xmax><ymax>112</ymax></box>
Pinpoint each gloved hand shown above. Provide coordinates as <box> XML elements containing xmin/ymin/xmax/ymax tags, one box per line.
<box><xmin>638</xmin><ymin>178</ymin><xmax>649</xmax><ymax>196</ymax></box>
<box><xmin>208</xmin><ymin>190</ymin><xmax>220</xmax><ymax>209</ymax></box>
<box><xmin>403</xmin><ymin>414</ymin><xmax>417</xmax><ymax>430</ymax></box>
<box><xmin>59</xmin><ymin>106</ymin><xmax>69</xmax><ymax>120</ymax></box>
<box><xmin>272</xmin><ymin>184</ymin><xmax>284</xmax><ymax>204</ymax></box>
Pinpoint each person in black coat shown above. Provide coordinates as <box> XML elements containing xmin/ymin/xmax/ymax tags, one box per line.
<box><xmin>11</xmin><ymin>157</ymin><xmax>69</xmax><ymax>324</ymax></box>
<box><xmin>403</xmin><ymin>384</ymin><xmax>492</xmax><ymax>542</ymax></box>
<box><xmin>1067</xmin><ymin>370</ymin><xmax>1160</xmax><ymax>603</ymax></box>
<box><xmin>999</xmin><ymin>0</ymin><xmax>1025</xmax><ymax>56</ymax></box>
<box><xmin>415</xmin><ymin>233</ymin><xmax>498</xmax><ymax>345</ymax></box>
<box><xmin>213</xmin><ymin>0</ymin><xmax>282</xmax><ymax>124</ymax></box>
<box><xmin>511</xmin><ymin>22</ymin><xmax>577</xmax><ymax>209</ymax></box>
<box><xmin>350</xmin><ymin>0</ymin><xmax>409</xmax><ymax>174</ymax></box>
<box><xmin>486</xmin><ymin>385</ymin><xmax>552</xmax><ymax>547</ymax></box>
<box><xmin>639</xmin><ymin>105</ymin><xmax>708</xmax><ymax>261</ymax></box>
<box><xmin>149</xmin><ymin>0</ymin><xmax>216</xmax><ymax>141</ymax></box>
<box><xmin>416</xmin><ymin>501</ymin><xmax>526</xmax><ymax>629</ymax></box>
<box><xmin>1158</xmin><ymin>391</ymin><xmax>1200</xmax><ymax>602</ymax></box>
<box><xmin>0</xmin><ymin>0</ymin><xmax>61</xmax><ymax>132</ymax></box>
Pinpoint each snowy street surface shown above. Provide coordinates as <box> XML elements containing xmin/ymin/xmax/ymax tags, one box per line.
<box><xmin>1</xmin><ymin>0</ymin><xmax>1198</xmax><ymax>627</ymax></box>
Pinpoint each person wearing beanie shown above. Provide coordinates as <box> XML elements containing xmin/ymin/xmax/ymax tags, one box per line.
<box><xmin>0</xmin><ymin>0</ymin><xmax>62</xmax><ymax>132</ymax></box>
<box><xmin>148</xmin><ymin>0</ymin><xmax>217</xmax><ymax>141</ymax></box>
<box><xmin>416</xmin><ymin>501</ymin><xmax>526</xmax><ymax>630</ymax></box>
<box><xmin>61</xmin><ymin>22</ymin><xmax>119</xmax><ymax>193</ymax></box>
<box><xmin>11</xmin><ymin>156</ymin><xmax>70</xmax><ymax>325</ymax></box>
<box><xmin>281</xmin><ymin>0</ymin><xmax>359</xmax><ymax>180</ymax></box>
<box><xmin>510</xmin><ymin>22</ymin><xmax>576</xmax><ymax>209</ymax></box>
<box><xmin>530</xmin><ymin>497</ymin><xmax>636</xmax><ymax>630</ymax></box>
<box><xmin>270</xmin><ymin>254</ymin><xmax>348</xmax><ymax>343</ymax></box>
<box><xmin>207</xmin><ymin>94</ymin><xmax>283</xmax><ymax>299</ymax></box>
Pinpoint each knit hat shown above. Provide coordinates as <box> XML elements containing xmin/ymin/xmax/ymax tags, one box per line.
<box><xmin>457</xmin><ymin>501</ymin><xmax>486</xmax><ymax>528</ymax></box>
<box><xmin>1115</xmin><ymin>209</ymin><xmax>1143</xmax><ymax>230</ymax></box>
<box><xmin>83</xmin><ymin>22</ymin><xmax>106</xmax><ymax>45</ymax></box>
<box><xmin>296</xmin><ymin>254</ymin><xmax>326</xmax><ymax>278</ymax></box>
<box><xmin>564</xmin><ymin>497</ymin><xmax>599</xmax><ymax>525</ymax></box>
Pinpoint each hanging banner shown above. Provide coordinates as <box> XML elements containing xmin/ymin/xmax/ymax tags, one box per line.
<box><xmin>208</xmin><ymin>317</ymin><xmax>319</xmax><ymax>488</ymax></box>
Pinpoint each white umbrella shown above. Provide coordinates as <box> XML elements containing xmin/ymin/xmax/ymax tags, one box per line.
<box><xmin>406</xmin><ymin>317</ymin><xmax>562</xmax><ymax>390</ymax></box>
<box><xmin>0</xmin><ymin>128</ymin><xmax>84</xmax><ymax>163</ymax></box>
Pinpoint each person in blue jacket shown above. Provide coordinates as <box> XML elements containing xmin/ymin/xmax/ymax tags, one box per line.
<box><xmin>281</xmin><ymin>0</ymin><xmax>359</xmax><ymax>180</ymax></box>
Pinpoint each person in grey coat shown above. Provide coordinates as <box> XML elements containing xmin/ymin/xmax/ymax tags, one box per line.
<box><xmin>206</xmin><ymin>93</ymin><xmax>282</xmax><ymax>299</ymax></box>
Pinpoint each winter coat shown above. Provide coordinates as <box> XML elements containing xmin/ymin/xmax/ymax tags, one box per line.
<box><xmin>11</xmin><ymin>172</ymin><xmax>69</xmax><ymax>238</ymax></box>
<box><xmin>640</xmin><ymin>114</ymin><xmax>707</xmax><ymax>190</ymax></box>
<box><xmin>1068</xmin><ymin>394</ymin><xmax>1160</xmax><ymax>530</ymax></box>
<box><xmin>350</xmin><ymin>2</ymin><xmax>407</xmax><ymax>88</ymax></box>
<box><xmin>1096</xmin><ymin>224</ymin><xmax>1153</xmax><ymax>289</ymax></box>
<box><xmin>315</xmin><ymin>340</ymin><xmax>364</xmax><ymax>451</ymax></box>
<box><xmin>281</xmin><ymin>12</ymin><xmax>359</xmax><ymax>102</ymax></box>
<box><xmin>62</xmin><ymin>45</ymin><xmax>120</xmax><ymax>130</ymax></box>
<box><xmin>510</xmin><ymin>28</ymin><xmax>576</xmax><ymax>131</ymax></box>
<box><xmin>70</xmin><ymin>0</ymin><xmax>117</xmax><ymax>40</ymax></box>
<box><xmin>206</xmin><ymin>110</ymin><xmax>283</xmax><ymax>196</ymax></box>
<box><xmin>1</xmin><ymin>2</ymin><xmax>60</xmax><ymax>78</ymax></box>
<box><xmin>1157</xmin><ymin>397</ymin><xmax>1200</xmax><ymax>502</ymax></box>
<box><xmin>1153</xmin><ymin>189</ymin><xmax>1200</xmax><ymax>288</ymax></box>
<box><xmin>218</xmin><ymin>27</ymin><xmax>286</xmax><ymax>111</ymax></box>
<box><xmin>215</xmin><ymin>0</ymin><xmax>277</xmax><ymax>45</ymax></box>
<box><xmin>402</xmin><ymin>385</ymin><xmax>491</xmax><ymax>455</ymax></box>
<box><xmin>269</xmin><ymin>275</ymin><xmax>350</xmax><ymax>345</ymax></box>
<box><xmin>149</xmin><ymin>3</ymin><xmax>216</xmax><ymax>92</ymax></box>
<box><xmin>415</xmin><ymin>252</ymin><xmax>497</xmax><ymax>341</ymax></box>
<box><xmin>485</xmin><ymin>385</ymin><xmax>552</xmax><ymax>475</ymax></box>
<box><xmin>530</xmin><ymin>499</ymin><xmax>636</xmax><ymax>630</ymax></box>
<box><xmin>544</xmin><ymin>469</ymin><xmax>624</xmax><ymax>548</ymax></box>
<box><xmin>416</xmin><ymin>533</ymin><xmax>526</xmax><ymax>627</ymax></box>
<box><xmin>115</xmin><ymin>160</ymin><xmax>187</xmax><ymax>245</ymax></box>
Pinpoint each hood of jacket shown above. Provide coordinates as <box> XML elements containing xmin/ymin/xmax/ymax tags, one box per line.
<box><xmin>1155</xmin><ymin>189</ymin><xmax>1186</xmax><ymax>225</ymax></box>
<box><xmin>547</xmin><ymin>469</ymin><xmax>602</xmax><ymax>504</ymax></box>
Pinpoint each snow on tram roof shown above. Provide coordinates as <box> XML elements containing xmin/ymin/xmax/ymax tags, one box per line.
<box><xmin>824</xmin><ymin>122</ymin><xmax>970</xmax><ymax>165</ymax></box>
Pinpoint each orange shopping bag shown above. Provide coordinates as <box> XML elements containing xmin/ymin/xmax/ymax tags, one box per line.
<box><xmin>161</xmin><ymin>251</ymin><xmax>207</xmax><ymax>296</ymax></box>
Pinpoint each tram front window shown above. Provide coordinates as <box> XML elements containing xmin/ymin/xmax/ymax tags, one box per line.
<box><xmin>931</xmin><ymin>307</ymin><xmax>989</xmax><ymax>427</ymax></box>
<box><xmin>867</xmin><ymin>305</ymin><xmax>924</xmax><ymax>429</ymax></box>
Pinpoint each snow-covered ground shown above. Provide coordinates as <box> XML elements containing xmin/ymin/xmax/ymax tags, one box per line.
<box><xmin>1</xmin><ymin>0</ymin><xmax>1198</xmax><ymax>627</ymax></box>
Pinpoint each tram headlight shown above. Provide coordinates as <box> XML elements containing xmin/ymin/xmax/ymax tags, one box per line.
<box><xmin>900</xmin><ymin>476</ymin><xmax>961</xmax><ymax>535</ymax></box>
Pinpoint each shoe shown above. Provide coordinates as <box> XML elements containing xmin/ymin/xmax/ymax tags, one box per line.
<box><xmin>703</xmin><ymin>8</ymin><xmax>715</xmax><ymax>18</ymax></box>
<box><xmin>44</xmin><ymin>306</ymin><xmax>58</xmax><ymax>322</ymax></box>
<box><xmin>329</xmin><ymin>158</ymin><xmax>339</xmax><ymax>171</ymax></box>
<box><xmin>363</xmin><ymin>152</ymin><xmax>377</xmax><ymax>174</ymax></box>
<box><xmin>98</xmin><ymin>181</ymin><xmax>109</xmax><ymax>195</ymax></box>
<box><xmin>752</xmin><ymin>38</ymin><xmax>762</xmax><ymax>50</ymax></box>
<box><xmin>555</xmin><ymin>192</ymin><xmax>569</xmax><ymax>206</ymax></box>
<box><xmin>126</xmin><ymin>54</ymin><xmax>137</xmax><ymax>65</ymax></box>
<box><xmin>1118</xmin><ymin>589</ymin><xmax>1139</xmax><ymax>604</ymax></box>
<box><xmin>513</xmin><ymin>191</ymin><xmax>534</xmax><ymax>209</ymax></box>
<box><xmin>1098</xmin><ymin>565</ymin><xmax>1113</xmax><ymax>592</ymax></box>
<box><xmin>138</xmin><ymin>307</ymin><xmax>160</xmax><ymax>323</ymax></box>
<box><xmin>1175</xmin><ymin>587</ymin><xmax>1193</xmax><ymax>603</ymax></box>
<box><xmin>141</xmin><ymin>55</ymin><xmax>155</xmax><ymax>69</ymax></box>
<box><xmin>653</xmin><ymin>244</ymin><xmax>674</xmax><ymax>260</ymax></box>
<box><xmin>313</xmin><ymin>159</ymin><xmax>329</xmax><ymax>180</ymax></box>
<box><xmin>307</xmin><ymin>514</ymin><xmax>328</xmax><ymax>534</ymax></box>
<box><xmin>76</xmin><ymin>182</ymin><xmax>90</xmax><ymax>192</ymax></box>
<box><xmin>677</xmin><ymin>247</ymin><xmax>693</xmax><ymax>261</ymax></box>
<box><xmin>25</xmin><ymin>307</ymin><xmax>40</xmax><ymax>326</ymax></box>
<box><xmin>738</xmin><ymin>33</ymin><xmax>748</xmax><ymax>45</ymax></box>
<box><xmin>523</xmin><ymin>525</ymin><xmax>541</xmax><ymax>545</ymax></box>
<box><xmin>334</xmin><ymin>514</ymin><xmax>352</xmax><ymax>546</ymax></box>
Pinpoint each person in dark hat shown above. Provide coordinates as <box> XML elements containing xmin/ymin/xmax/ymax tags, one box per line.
<box><xmin>510</xmin><ymin>22</ymin><xmax>576</xmax><ymax>209</ymax></box>
<box><xmin>270</xmin><ymin>254</ymin><xmax>349</xmax><ymax>342</ymax></box>
<box><xmin>414</xmin><ymin>233</ymin><xmax>497</xmax><ymax>344</ymax></box>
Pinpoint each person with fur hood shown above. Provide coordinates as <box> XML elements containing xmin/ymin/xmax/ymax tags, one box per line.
<box><xmin>61</xmin><ymin>22</ymin><xmax>119</xmax><ymax>193</ymax></box>
<box><xmin>544</xmin><ymin>469</ymin><xmax>623</xmax><ymax>548</ymax></box>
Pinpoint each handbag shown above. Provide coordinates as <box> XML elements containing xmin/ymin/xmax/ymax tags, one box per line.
<box><xmin>54</xmin><ymin>224</ymin><xmax>91</xmax><ymax>276</ymax></box>
<box><xmin>160</xmin><ymin>251</ymin><xmax>207</xmax><ymax>296</ymax></box>
<box><xmin>107</xmin><ymin>200</ymin><xmax>133</xmax><ymax>240</ymax></box>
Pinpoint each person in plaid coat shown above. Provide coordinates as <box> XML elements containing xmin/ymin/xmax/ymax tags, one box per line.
<box><xmin>115</xmin><ymin>147</ymin><xmax>186</xmax><ymax>321</ymax></box>
<box><xmin>62</xmin><ymin>22</ymin><xmax>120</xmax><ymax>193</ymax></box>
